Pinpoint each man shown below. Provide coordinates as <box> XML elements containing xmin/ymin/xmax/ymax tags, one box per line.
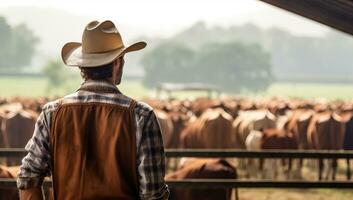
<box><xmin>17</xmin><ymin>20</ymin><xmax>169</xmax><ymax>200</ymax></box>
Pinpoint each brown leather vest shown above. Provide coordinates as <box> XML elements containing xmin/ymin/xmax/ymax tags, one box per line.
<box><xmin>49</xmin><ymin>95</ymin><xmax>138</xmax><ymax>200</ymax></box>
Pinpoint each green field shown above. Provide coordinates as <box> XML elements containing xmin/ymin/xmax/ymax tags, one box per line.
<box><xmin>265</xmin><ymin>83</ymin><xmax>353</xmax><ymax>100</ymax></box>
<box><xmin>0</xmin><ymin>76</ymin><xmax>352</xmax><ymax>101</ymax></box>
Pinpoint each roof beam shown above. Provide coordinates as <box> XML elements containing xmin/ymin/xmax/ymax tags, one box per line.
<box><xmin>259</xmin><ymin>0</ymin><xmax>353</xmax><ymax>35</ymax></box>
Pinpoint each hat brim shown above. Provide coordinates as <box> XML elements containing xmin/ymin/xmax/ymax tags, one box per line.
<box><xmin>61</xmin><ymin>41</ymin><xmax>146</xmax><ymax>67</ymax></box>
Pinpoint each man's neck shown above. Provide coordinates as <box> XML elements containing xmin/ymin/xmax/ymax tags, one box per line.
<box><xmin>85</xmin><ymin>78</ymin><xmax>115</xmax><ymax>85</ymax></box>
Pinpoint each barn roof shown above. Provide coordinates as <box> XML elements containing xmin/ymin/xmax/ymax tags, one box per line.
<box><xmin>259</xmin><ymin>0</ymin><xmax>353</xmax><ymax>35</ymax></box>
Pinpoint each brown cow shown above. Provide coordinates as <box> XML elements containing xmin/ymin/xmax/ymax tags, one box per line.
<box><xmin>340</xmin><ymin>103</ymin><xmax>353</xmax><ymax>113</ymax></box>
<box><xmin>0</xmin><ymin>98</ymin><xmax>6</xmax><ymax>106</ymax></box>
<box><xmin>281</xmin><ymin>109</ymin><xmax>315</xmax><ymax>174</ymax></box>
<box><xmin>219</xmin><ymin>99</ymin><xmax>239</xmax><ymax>118</ymax></box>
<box><xmin>164</xmin><ymin>110</ymin><xmax>194</xmax><ymax>171</ymax></box>
<box><xmin>190</xmin><ymin>98</ymin><xmax>220</xmax><ymax>117</ymax></box>
<box><xmin>1</xmin><ymin>109</ymin><xmax>38</xmax><ymax>166</ymax></box>
<box><xmin>141</xmin><ymin>98</ymin><xmax>169</xmax><ymax>111</ymax></box>
<box><xmin>0</xmin><ymin>165</ymin><xmax>54</xmax><ymax>200</ymax></box>
<box><xmin>20</xmin><ymin>97</ymin><xmax>48</xmax><ymax>113</ymax></box>
<box><xmin>340</xmin><ymin>112</ymin><xmax>353</xmax><ymax>179</ymax></box>
<box><xmin>180</xmin><ymin>108</ymin><xmax>234</xmax><ymax>149</ymax></box>
<box><xmin>155</xmin><ymin>110</ymin><xmax>174</xmax><ymax>148</ymax></box>
<box><xmin>168</xmin><ymin>110</ymin><xmax>193</xmax><ymax>148</ymax></box>
<box><xmin>269</xmin><ymin>102</ymin><xmax>291</xmax><ymax>116</ymax></box>
<box><xmin>166</xmin><ymin>158</ymin><xmax>237</xmax><ymax>200</ymax></box>
<box><xmin>238</xmin><ymin>100</ymin><xmax>257</xmax><ymax>111</ymax></box>
<box><xmin>307</xmin><ymin>112</ymin><xmax>346</xmax><ymax>180</ymax></box>
<box><xmin>261</xmin><ymin>129</ymin><xmax>298</xmax><ymax>178</ymax></box>
<box><xmin>0</xmin><ymin>103</ymin><xmax>23</xmax><ymax>114</ymax></box>
<box><xmin>285</xmin><ymin>109</ymin><xmax>315</xmax><ymax>150</ymax></box>
<box><xmin>234</xmin><ymin>110</ymin><xmax>277</xmax><ymax>149</ymax></box>
<box><xmin>0</xmin><ymin>110</ymin><xmax>6</xmax><ymax>148</ymax></box>
<box><xmin>233</xmin><ymin>110</ymin><xmax>277</xmax><ymax>149</ymax></box>
<box><xmin>261</xmin><ymin>129</ymin><xmax>298</xmax><ymax>150</ymax></box>
<box><xmin>0</xmin><ymin>104</ymin><xmax>27</xmax><ymax>165</ymax></box>
<box><xmin>0</xmin><ymin>165</ymin><xmax>19</xmax><ymax>199</ymax></box>
<box><xmin>245</xmin><ymin>129</ymin><xmax>298</xmax><ymax>179</ymax></box>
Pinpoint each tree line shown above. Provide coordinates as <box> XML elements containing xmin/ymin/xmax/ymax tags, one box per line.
<box><xmin>142</xmin><ymin>41</ymin><xmax>273</xmax><ymax>92</ymax></box>
<box><xmin>161</xmin><ymin>22</ymin><xmax>353</xmax><ymax>80</ymax></box>
<box><xmin>0</xmin><ymin>16</ymin><xmax>38</xmax><ymax>71</ymax></box>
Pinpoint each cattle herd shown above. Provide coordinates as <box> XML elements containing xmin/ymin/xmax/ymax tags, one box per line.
<box><xmin>0</xmin><ymin>96</ymin><xmax>353</xmax><ymax>199</ymax></box>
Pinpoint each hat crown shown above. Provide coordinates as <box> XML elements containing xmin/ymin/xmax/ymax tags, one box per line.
<box><xmin>61</xmin><ymin>20</ymin><xmax>146</xmax><ymax>67</ymax></box>
<box><xmin>82</xmin><ymin>20</ymin><xmax>124</xmax><ymax>53</ymax></box>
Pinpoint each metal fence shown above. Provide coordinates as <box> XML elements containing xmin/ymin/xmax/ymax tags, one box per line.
<box><xmin>4</xmin><ymin>148</ymin><xmax>353</xmax><ymax>159</ymax></box>
<box><xmin>165</xmin><ymin>149</ymin><xmax>353</xmax><ymax>159</ymax></box>
<box><xmin>1</xmin><ymin>148</ymin><xmax>353</xmax><ymax>189</ymax></box>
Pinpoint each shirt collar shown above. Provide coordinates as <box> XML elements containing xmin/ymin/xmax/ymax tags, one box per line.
<box><xmin>78</xmin><ymin>80</ymin><xmax>121</xmax><ymax>94</ymax></box>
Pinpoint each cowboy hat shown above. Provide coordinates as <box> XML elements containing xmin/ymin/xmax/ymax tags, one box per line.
<box><xmin>61</xmin><ymin>20</ymin><xmax>146</xmax><ymax>67</ymax></box>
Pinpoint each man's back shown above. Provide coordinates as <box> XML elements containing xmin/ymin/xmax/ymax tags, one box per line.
<box><xmin>17</xmin><ymin>20</ymin><xmax>169</xmax><ymax>200</ymax></box>
<box><xmin>51</xmin><ymin>84</ymin><xmax>138</xmax><ymax>199</ymax></box>
<box><xmin>17</xmin><ymin>80</ymin><xmax>169</xmax><ymax>199</ymax></box>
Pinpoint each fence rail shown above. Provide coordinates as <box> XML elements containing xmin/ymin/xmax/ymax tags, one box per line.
<box><xmin>166</xmin><ymin>179</ymin><xmax>353</xmax><ymax>189</ymax></box>
<box><xmin>0</xmin><ymin>148</ymin><xmax>26</xmax><ymax>157</ymax></box>
<box><xmin>165</xmin><ymin>149</ymin><xmax>353</xmax><ymax>159</ymax></box>
<box><xmin>3</xmin><ymin>148</ymin><xmax>353</xmax><ymax>159</ymax></box>
<box><xmin>2</xmin><ymin>178</ymin><xmax>353</xmax><ymax>189</ymax></box>
<box><xmin>1</xmin><ymin>148</ymin><xmax>353</xmax><ymax>189</ymax></box>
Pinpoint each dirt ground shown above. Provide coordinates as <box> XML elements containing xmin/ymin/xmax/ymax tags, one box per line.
<box><xmin>231</xmin><ymin>159</ymin><xmax>353</xmax><ymax>199</ymax></box>
<box><xmin>234</xmin><ymin>188</ymin><xmax>353</xmax><ymax>200</ymax></box>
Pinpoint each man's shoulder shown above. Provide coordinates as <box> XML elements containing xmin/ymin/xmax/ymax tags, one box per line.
<box><xmin>112</xmin><ymin>92</ymin><xmax>153</xmax><ymax>113</ymax></box>
<box><xmin>50</xmin><ymin>91</ymin><xmax>131</xmax><ymax>108</ymax></box>
<box><xmin>135</xmin><ymin>101</ymin><xmax>154</xmax><ymax>116</ymax></box>
<box><xmin>41</xmin><ymin>92</ymin><xmax>79</xmax><ymax>113</ymax></box>
<box><xmin>41</xmin><ymin>92</ymin><xmax>155</xmax><ymax>116</ymax></box>
<box><xmin>41</xmin><ymin>99</ymin><xmax>62</xmax><ymax>113</ymax></box>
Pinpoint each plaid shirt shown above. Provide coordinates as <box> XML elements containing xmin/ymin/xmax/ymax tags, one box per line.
<box><xmin>17</xmin><ymin>80</ymin><xmax>169</xmax><ymax>200</ymax></box>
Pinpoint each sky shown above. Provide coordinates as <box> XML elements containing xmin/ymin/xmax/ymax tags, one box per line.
<box><xmin>0</xmin><ymin>0</ymin><xmax>330</xmax><ymax>37</ymax></box>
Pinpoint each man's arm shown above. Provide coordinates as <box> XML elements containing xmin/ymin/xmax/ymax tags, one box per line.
<box><xmin>17</xmin><ymin>110</ymin><xmax>52</xmax><ymax>200</ymax></box>
<box><xmin>136</xmin><ymin>109</ymin><xmax>170</xmax><ymax>200</ymax></box>
<box><xmin>19</xmin><ymin>187</ymin><xmax>44</xmax><ymax>200</ymax></box>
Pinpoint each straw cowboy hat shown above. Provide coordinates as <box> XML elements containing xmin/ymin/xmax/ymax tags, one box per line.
<box><xmin>61</xmin><ymin>20</ymin><xmax>146</xmax><ymax>67</ymax></box>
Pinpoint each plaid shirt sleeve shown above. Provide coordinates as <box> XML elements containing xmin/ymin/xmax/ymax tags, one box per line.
<box><xmin>135</xmin><ymin>102</ymin><xmax>170</xmax><ymax>200</ymax></box>
<box><xmin>17</xmin><ymin>104</ymin><xmax>54</xmax><ymax>189</ymax></box>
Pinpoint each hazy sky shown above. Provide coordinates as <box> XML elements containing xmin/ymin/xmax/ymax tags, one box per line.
<box><xmin>1</xmin><ymin>0</ymin><xmax>330</xmax><ymax>37</ymax></box>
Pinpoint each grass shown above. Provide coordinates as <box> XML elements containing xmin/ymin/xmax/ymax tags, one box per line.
<box><xmin>264</xmin><ymin>82</ymin><xmax>353</xmax><ymax>101</ymax></box>
<box><xmin>0</xmin><ymin>77</ymin><xmax>48</xmax><ymax>97</ymax></box>
<box><xmin>119</xmin><ymin>79</ymin><xmax>150</xmax><ymax>99</ymax></box>
<box><xmin>0</xmin><ymin>76</ymin><xmax>353</xmax><ymax>101</ymax></box>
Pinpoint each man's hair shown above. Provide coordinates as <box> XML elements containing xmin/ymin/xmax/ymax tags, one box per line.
<box><xmin>80</xmin><ymin>62</ymin><xmax>113</xmax><ymax>80</ymax></box>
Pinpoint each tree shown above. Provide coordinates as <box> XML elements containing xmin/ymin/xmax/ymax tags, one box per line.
<box><xmin>141</xmin><ymin>41</ymin><xmax>273</xmax><ymax>93</ymax></box>
<box><xmin>42</xmin><ymin>60</ymin><xmax>68</xmax><ymax>93</ymax></box>
<box><xmin>0</xmin><ymin>16</ymin><xmax>39</xmax><ymax>70</ymax></box>
<box><xmin>42</xmin><ymin>60</ymin><xmax>81</xmax><ymax>95</ymax></box>
<box><xmin>194</xmin><ymin>42</ymin><xmax>273</xmax><ymax>92</ymax></box>
<box><xmin>10</xmin><ymin>24</ymin><xmax>39</xmax><ymax>68</ymax></box>
<box><xmin>0</xmin><ymin>16</ymin><xmax>13</xmax><ymax>68</ymax></box>
<box><xmin>142</xmin><ymin>43</ymin><xmax>195</xmax><ymax>87</ymax></box>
